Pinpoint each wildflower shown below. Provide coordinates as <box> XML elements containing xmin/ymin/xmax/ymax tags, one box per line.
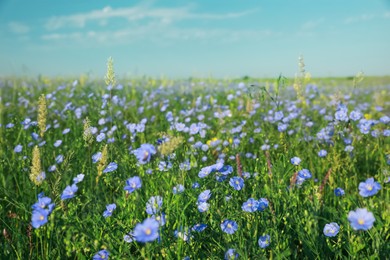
<box><xmin>48</xmin><ymin>165</ymin><xmax>56</xmax><ymax>172</ymax></box>
<box><xmin>31</xmin><ymin>208</ymin><xmax>49</xmax><ymax>229</ymax></box>
<box><xmin>174</xmin><ymin>227</ymin><xmax>192</xmax><ymax>242</ymax></box>
<box><xmin>298</xmin><ymin>169</ymin><xmax>312</xmax><ymax>180</ymax></box>
<box><xmin>173</xmin><ymin>184</ymin><xmax>185</xmax><ymax>194</ymax></box>
<box><xmin>218</xmin><ymin>165</ymin><xmax>233</xmax><ymax>175</ymax></box>
<box><xmin>225</xmin><ymin>248</ymin><xmax>239</xmax><ymax>259</ymax></box>
<box><xmin>291</xmin><ymin>156</ymin><xmax>304</xmax><ymax>166</ymax></box>
<box><xmin>62</xmin><ymin>128</ymin><xmax>70</xmax><ymax>135</ymax></box>
<box><xmin>133</xmin><ymin>218</ymin><xmax>160</xmax><ymax>243</ymax></box>
<box><xmin>152</xmin><ymin>213</ymin><xmax>166</xmax><ymax>226</ymax></box>
<box><xmin>192</xmin><ymin>223</ymin><xmax>207</xmax><ymax>232</ymax></box>
<box><xmin>73</xmin><ymin>174</ymin><xmax>85</xmax><ymax>184</ymax></box>
<box><xmin>334</xmin><ymin>187</ymin><xmax>345</xmax><ymax>196</ymax></box>
<box><xmin>348</xmin><ymin>208</ymin><xmax>375</xmax><ymax>231</ymax></box>
<box><xmin>92</xmin><ymin>152</ymin><xmax>102</xmax><ymax>163</ymax></box>
<box><xmin>192</xmin><ymin>182</ymin><xmax>200</xmax><ymax>189</ymax></box>
<box><xmin>124</xmin><ymin>232</ymin><xmax>134</xmax><ymax>243</ymax></box>
<box><xmin>318</xmin><ymin>150</ymin><xmax>327</xmax><ymax>157</ymax></box>
<box><xmin>258</xmin><ymin>234</ymin><xmax>271</xmax><ymax>248</ymax></box>
<box><xmin>55</xmin><ymin>154</ymin><xmax>64</xmax><ymax>164</ymax></box>
<box><xmin>198</xmin><ymin>190</ymin><xmax>211</xmax><ymax>202</ymax></box>
<box><xmin>133</xmin><ymin>144</ymin><xmax>156</xmax><ymax>164</ymax></box>
<box><xmin>53</xmin><ymin>140</ymin><xmax>62</xmax><ymax>147</ymax></box>
<box><xmin>103</xmin><ymin>204</ymin><xmax>116</xmax><ymax>218</ymax></box>
<box><xmin>221</xmin><ymin>220</ymin><xmax>238</xmax><ymax>234</ymax></box>
<box><xmin>197</xmin><ymin>202</ymin><xmax>210</xmax><ymax>212</ymax></box>
<box><xmin>344</xmin><ymin>145</ymin><xmax>354</xmax><ymax>152</ymax></box>
<box><xmin>257</xmin><ymin>198</ymin><xmax>269</xmax><ymax>211</ymax></box>
<box><xmin>103</xmin><ymin>162</ymin><xmax>117</xmax><ymax>173</ymax></box>
<box><xmin>323</xmin><ymin>222</ymin><xmax>340</xmax><ymax>237</ymax></box>
<box><xmin>358</xmin><ymin>178</ymin><xmax>381</xmax><ymax>197</ymax></box>
<box><xmin>61</xmin><ymin>184</ymin><xmax>78</xmax><ymax>200</ymax></box>
<box><xmin>124</xmin><ymin>176</ymin><xmax>142</xmax><ymax>193</ymax></box>
<box><xmin>335</xmin><ymin>105</ymin><xmax>348</xmax><ymax>122</ymax></box>
<box><xmin>96</xmin><ymin>133</ymin><xmax>106</xmax><ymax>142</ymax></box>
<box><xmin>93</xmin><ymin>249</ymin><xmax>110</xmax><ymax>260</ymax></box>
<box><xmin>198</xmin><ymin>165</ymin><xmax>215</xmax><ymax>178</ymax></box>
<box><xmin>349</xmin><ymin>111</ymin><xmax>362</xmax><ymax>121</ymax></box>
<box><xmin>146</xmin><ymin>196</ymin><xmax>163</xmax><ymax>215</ymax></box>
<box><xmin>14</xmin><ymin>144</ymin><xmax>23</xmax><ymax>153</ymax></box>
<box><xmin>242</xmin><ymin>198</ymin><xmax>259</xmax><ymax>212</ymax></box>
<box><xmin>229</xmin><ymin>177</ymin><xmax>244</xmax><ymax>191</ymax></box>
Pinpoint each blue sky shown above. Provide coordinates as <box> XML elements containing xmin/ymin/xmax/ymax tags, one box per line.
<box><xmin>1</xmin><ymin>0</ymin><xmax>389</xmax><ymax>78</ymax></box>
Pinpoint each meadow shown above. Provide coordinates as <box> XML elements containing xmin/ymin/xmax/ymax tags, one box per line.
<box><xmin>0</xmin><ymin>61</ymin><xmax>389</xmax><ymax>259</ymax></box>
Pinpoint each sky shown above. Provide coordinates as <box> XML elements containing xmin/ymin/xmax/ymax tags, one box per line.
<box><xmin>0</xmin><ymin>0</ymin><xmax>390</xmax><ymax>79</ymax></box>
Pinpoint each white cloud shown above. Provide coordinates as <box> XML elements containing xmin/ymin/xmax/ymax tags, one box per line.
<box><xmin>41</xmin><ymin>22</ymin><xmax>277</xmax><ymax>46</ymax></box>
<box><xmin>44</xmin><ymin>4</ymin><xmax>257</xmax><ymax>31</ymax></box>
<box><xmin>8</xmin><ymin>22</ymin><xmax>30</xmax><ymax>34</ymax></box>
<box><xmin>343</xmin><ymin>12</ymin><xmax>390</xmax><ymax>24</ymax></box>
<box><xmin>301</xmin><ymin>19</ymin><xmax>324</xmax><ymax>30</ymax></box>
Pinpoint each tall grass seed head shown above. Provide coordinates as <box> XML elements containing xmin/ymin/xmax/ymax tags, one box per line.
<box><xmin>38</xmin><ymin>94</ymin><xmax>47</xmax><ymax>138</ymax></box>
<box><xmin>105</xmin><ymin>56</ymin><xmax>116</xmax><ymax>87</ymax></box>
<box><xmin>83</xmin><ymin>117</ymin><xmax>94</xmax><ymax>146</ymax></box>
<box><xmin>30</xmin><ymin>145</ymin><xmax>43</xmax><ymax>185</ymax></box>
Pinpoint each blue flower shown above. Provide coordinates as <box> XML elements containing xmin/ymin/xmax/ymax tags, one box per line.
<box><xmin>323</xmin><ymin>222</ymin><xmax>340</xmax><ymax>237</ymax></box>
<box><xmin>349</xmin><ymin>110</ymin><xmax>362</xmax><ymax>121</ymax></box>
<box><xmin>96</xmin><ymin>133</ymin><xmax>106</xmax><ymax>142</ymax></box>
<box><xmin>103</xmin><ymin>203</ymin><xmax>116</xmax><ymax>218</ymax></box>
<box><xmin>221</xmin><ymin>220</ymin><xmax>238</xmax><ymax>234</ymax></box>
<box><xmin>229</xmin><ymin>177</ymin><xmax>244</xmax><ymax>191</ymax></box>
<box><xmin>334</xmin><ymin>187</ymin><xmax>345</xmax><ymax>196</ymax></box>
<box><xmin>124</xmin><ymin>232</ymin><xmax>134</xmax><ymax>243</ymax></box>
<box><xmin>174</xmin><ymin>227</ymin><xmax>192</xmax><ymax>242</ymax></box>
<box><xmin>53</xmin><ymin>140</ymin><xmax>62</xmax><ymax>147</ymax></box>
<box><xmin>32</xmin><ymin>196</ymin><xmax>54</xmax><ymax>212</ymax></box>
<box><xmin>290</xmin><ymin>157</ymin><xmax>301</xmax><ymax>166</ymax></box>
<box><xmin>146</xmin><ymin>196</ymin><xmax>163</xmax><ymax>215</ymax></box>
<box><xmin>61</xmin><ymin>184</ymin><xmax>78</xmax><ymax>200</ymax></box>
<box><xmin>335</xmin><ymin>105</ymin><xmax>348</xmax><ymax>122</ymax></box>
<box><xmin>92</xmin><ymin>152</ymin><xmax>102</xmax><ymax>163</ymax></box>
<box><xmin>133</xmin><ymin>144</ymin><xmax>156</xmax><ymax>164</ymax></box>
<box><xmin>152</xmin><ymin>212</ymin><xmax>166</xmax><ymax>226</ymax></box>
<box><xmin>192</xmin><ymin>223</ymin><xmax>207</xmax><ymax>232</ymax></box>
<box><xmin>124</xmin><ymin>176</ymin><xmax>142</xmax><ymax>193</ymax></box>
<box><xmin>173</xmin><ymin>184</ymin><xmax>185</xmax><ymax>194</ymax></box>
<box><xmin>93</xmin><ymin>249</ymin><xmax>110</xmax><ymax>260</ymax></box>
<box><xmin>258</xmin><ymin>234</ymin><xmax>271</xmax><ymax>248</ymax></box>
<box><xmin>73</xmin><ymin>174</ymin><xmax>85</xmax><ymax>184</ymax></box>
<box><xmin>298</xmin><ymin>169</ymin><xmax>312</xmax><ymax>180</ymax></box>
<box><xmin>257</xmin><ymin>198</ymin><xmax>269</xmax><ymax>212</ymax></box>
<box><xmin>31</xmin><ymin>208</ymin><xmax>49</xmax><ymax>229</ymax></box>
<box><xmin>197</xmin><ymin>202</ymin><xmax>210</xmax><ymax>212</ymax></box>
<box><xmin>133</xmin><ymin>218</ymin><xmax>160</xmax><ymax>243</ymax></box>
<box><xmin>358</xmin><ymin>177</ymin><xmax>381</xmax><ymax>197</ymax></box>
<box><xmin>36</xmin><ymin>171</ymin><xmax>46</xmax><ymax>183</ymax></box>
<box><xmin>55</xmin><ymin>154</ymin><xmax>64</xmax><ymax>164</ymax></box>
<box><xmin>224</xmin><ymin>248</ymin><xmax>239</xmax><ymax>259</ymax></box>
<box><xmin>14</xmin><ymin>144</ymin><xmax>23</xmax><ymax>153</ymax></box>
<box><xmin>198</xmin><ymin>190</ymin><xmax>211</xmax><ymax>202</ymax></box>
<box><xmin>318</xmin><ymin>150</ymin><xmax>327</xmax><ymax>157</ymax></box>
<box><xmin>241</xmin><ymin>198</ymin><xmax>259</xmax><ymax>212</ymax></box>
<box><xmin>103</xmin><ymin>162</ymin><xmax>118</xmax><ymax>173</ymax></box>
<box><xmin>348</xmin><ymin>208</ymin><xmax>375</xmax><ymax>231</ymax></box>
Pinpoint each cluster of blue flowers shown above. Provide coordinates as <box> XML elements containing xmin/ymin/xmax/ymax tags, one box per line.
<box><xmin>31</xmin><ymin>193</ymin><xmax>55</xmax><ymax>228</ymax></box>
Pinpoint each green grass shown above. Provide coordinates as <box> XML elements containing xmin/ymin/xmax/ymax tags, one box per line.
<box><xmin>0</xmin><ymin>74</ymin><xmax>389</xmax><ymax>259</ymax></box>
